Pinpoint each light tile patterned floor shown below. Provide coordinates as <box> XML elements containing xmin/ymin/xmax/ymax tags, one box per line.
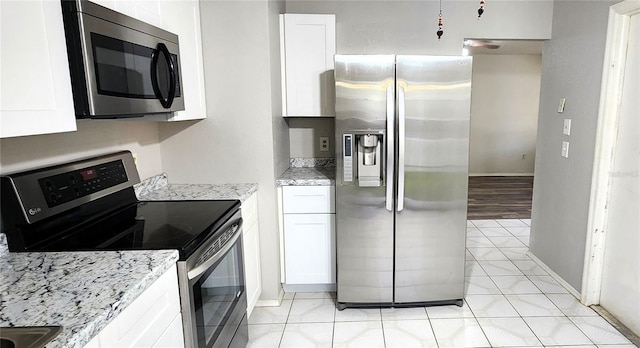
<box><xmin>247</xmin><ymin>219</ymin><xmax>635</xmax><ymax>347</ymax></box>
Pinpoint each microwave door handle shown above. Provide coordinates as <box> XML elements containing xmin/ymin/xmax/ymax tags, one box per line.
<box><xmin>151</xmin><ymin>43</ymin><xmax>176</xmax><ymax>108</ymax></box>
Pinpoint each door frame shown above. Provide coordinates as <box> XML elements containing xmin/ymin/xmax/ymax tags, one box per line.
<box><xmin>582</xmin><ymin>0</ymin><xmax>640</xmax><ymax>306</ymax></box>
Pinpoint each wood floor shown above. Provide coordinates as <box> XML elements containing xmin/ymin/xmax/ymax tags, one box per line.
<box><xmin>467</xmin><ymin>176</ymin><xmax>534</xmax><ymax>220</ymax></box>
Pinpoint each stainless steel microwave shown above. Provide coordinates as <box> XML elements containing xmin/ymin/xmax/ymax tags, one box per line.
<box><xmin>61</xmin><ymin>0</ymin><xmax>184</xmax><ymax>118</ymax></box>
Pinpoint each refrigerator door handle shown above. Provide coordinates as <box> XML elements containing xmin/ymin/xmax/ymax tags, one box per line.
<box><xmin>386</xmin><ymin>85</ymin><xmax>394</xmax><ymax>212</ymax></box>
<box><xmin>397</xmin><ymin>85</ymin><xmax>405</xmax><ymax>212</ymax></box>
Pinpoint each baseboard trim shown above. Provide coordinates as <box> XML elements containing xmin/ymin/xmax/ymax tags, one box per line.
<box><xmin>527</xmin><ymin>251</ymin><xmax>581</xmax><ymax>299</ymax></box>
<box><xmin>282</xmin><ymin>283</ymin><xmax>336</xmax><ymax>293</ymax></box>
<box><xmin>255</xmin><ymin>287</ymin><xmax>285</xmax><ymax>308</ymax></box>
<box><xmin>469</xmin><ymin>173</ymin><xmax>534</xmax><ymax>177</ymax></box>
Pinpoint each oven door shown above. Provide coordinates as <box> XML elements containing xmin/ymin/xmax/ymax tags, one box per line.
<box><xmin>72</xmin><ymin>10</ymin><xmax>184</xmax><ymax>117</ymax></box>
<box><xmin>180</xmin><ymin>214</ymin><xmax>247</xmax><ymax>348</ymax></box>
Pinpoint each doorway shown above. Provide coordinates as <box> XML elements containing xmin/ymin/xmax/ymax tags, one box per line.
<box><xmin>465</xmin><ymin>39</ymin><xmax>544</xmax><ymax>220</ymax></box>
<box><xmin>582</xmin><ymin>0</ymin><xmax>640</xmax><ymax>338</ymax></box>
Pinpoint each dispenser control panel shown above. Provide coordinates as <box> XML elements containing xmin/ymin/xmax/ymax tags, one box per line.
<box><xmin>343</xmin><ymin>134</ymin><xmax>353</xmax><ymax>182</ymax></box>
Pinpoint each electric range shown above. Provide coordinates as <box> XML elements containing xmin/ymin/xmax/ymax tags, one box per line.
<box><xmin>0</xmin><ymin>151</ymin><xmax>247</xmax><ymax>348</ymax></box>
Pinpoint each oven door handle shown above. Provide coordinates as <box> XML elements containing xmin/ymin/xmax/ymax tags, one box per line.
<box><xmin>187</xmin><ymin>218</ymin><xmax>243</xmax><ymax>280</ymax></box>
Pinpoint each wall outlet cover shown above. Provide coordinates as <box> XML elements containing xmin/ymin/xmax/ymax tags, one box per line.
<box><xmin>563</xmin><ymin>119</ymin><xmax>571</xmax><ymax>135</ymax></box>
<box><xmin>320</xmin><ymin>136</ymin><xmax>329</xmax><ymax>152</ymax></box>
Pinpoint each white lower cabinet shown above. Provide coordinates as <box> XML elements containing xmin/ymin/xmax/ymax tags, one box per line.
<box><xmin>84</xmin><ymin>264</ymin><xmax>184</xmax><ymax>348</ymax></box>
<box><xmin>281</xmin><ymin>186</ymin><xmax>336</xmax><ymax>289</ymax></box>
<box><xmin>284</xmin><ymin>213</ymin><xmax>335</xmax><ymax>284</ymax></box>
<box><xmin>241</xmin><ymin>192</ymin><xmax>262</xmax><ymax>316</ymax></box>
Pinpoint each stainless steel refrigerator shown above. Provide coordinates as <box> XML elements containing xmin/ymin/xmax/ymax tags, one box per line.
<box><xmin>335</xmin><ymin>55</ymin><xmax>472</xmax><ymax>309</ymax></box>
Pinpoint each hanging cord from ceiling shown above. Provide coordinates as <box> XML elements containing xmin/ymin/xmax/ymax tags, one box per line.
<box><xmin>437</xmin><ymin>0</ymin><xmax>444</xmax><ymax>40</ymax></box>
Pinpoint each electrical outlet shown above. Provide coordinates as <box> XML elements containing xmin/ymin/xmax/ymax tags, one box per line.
<box><xmin>563</xmin><ymin>119</ymin><xmax>571</xmax><ymax>135</ymax></box>
<box><xmin>320</xmin><ymin>136</ymin><xmax>329</xmax><ymax>152</ymax></box>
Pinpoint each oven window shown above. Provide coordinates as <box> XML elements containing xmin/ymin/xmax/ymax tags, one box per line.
<box><xmin>90</xmin><ymin>33</ymin><xmax>180</xmax><ymax>99</ymax></box>
<box><xmin>193</xmin><ymin>240</ymin><xmax>245</xmax><ymax>348</ymax></box>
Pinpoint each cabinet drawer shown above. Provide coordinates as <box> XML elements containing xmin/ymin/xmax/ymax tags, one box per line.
<box><xmin>282</xmin><ymin>186</ymin><xmax>335</xmax><ymax>214</ymax></box>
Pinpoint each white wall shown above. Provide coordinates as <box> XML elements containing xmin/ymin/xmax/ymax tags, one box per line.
<box><xmin>158</xmin><ymin>0</ymin><xmax>287</xmax><ymax>302</ymax></box>
<box><xmin>530</xmin><ymin>0</ymin><xmax>618</xmax><ymax>292</ymax></box>
<box><xmin>0</xmin><ymin>121</ymin><xmax>162</xmax><ymax>179</ymax></box>
<box><xmin>286</xmin><ymin>0</ymin><xmax>553</xmax><ymax>55</ymax></box>
<box><xmin>469</xmin><ymin>54</ymin><xmax>541</xmax><ymax>175</ymax></box>
<box><xmin>288</xmin><ymin>118</ymin><xmax>335</xmax><ymax>158</ymax></box>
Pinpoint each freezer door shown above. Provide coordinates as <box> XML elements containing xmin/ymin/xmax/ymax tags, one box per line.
<box><xmin>335</xmin><ymin>55</ymin><xmax>395</xmax><ymax>304</ymax></box>
<box><xmin>394</xmin><ymin>55</ymin><xmax>472</xmax><ymax>303</ymax></box>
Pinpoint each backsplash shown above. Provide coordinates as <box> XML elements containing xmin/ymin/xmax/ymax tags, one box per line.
<box><xmin>134</xmin><ymin>173</ymin><xmax>169</xmax><ymax>198</ymax></box>
<box><xmin>290</xmin><ymin>157</ymin><xmax>335</xmax><ymax>168</ymax></box>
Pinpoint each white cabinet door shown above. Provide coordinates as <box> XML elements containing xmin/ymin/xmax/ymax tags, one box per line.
<box><xmin>95</xmin><ymin>264</ymin><xmax>183</xmax><ymax>348</ymax></box>
<box><xmin>284</xmin><ymin>213</ymin><xmax>336</xmax><ymax>284</ymax></box>
<box><xmin>0</xmin><ymin>1</ymin><xmax>76</xmax><ymax>138</ymax></box>
<box><xmin>243</xmin><ymin>220</ymin><xmax>262</xmax><ymax>316</ymax></box>
<box><xmin>152</xmin><ymin>313</ymin><xmax>185</xmax><ymax>348</ymax></box>
<box><xmin>159</xmin><ymin>0</ymin><xmax>207</xmax><ymax>121</ymax></box>
<box><xmin>90</xmin><ymin>0</ymin><xmax>162</xmax><ymax>27</ymax></box>
<box><xmin>241</xmin><ymin>193</ymin><xmax>262</xmax><ymax>316</ymax></box>
<box><xmin>281</xmin><ymin>14</ymin><xmax>336</xmax><ymax>117</ymax></box>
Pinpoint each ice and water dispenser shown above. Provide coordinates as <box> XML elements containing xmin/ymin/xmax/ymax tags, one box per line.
<box><xmin>342</xmin><ymin>132</ymin><xmax>384</xmax><ymax>187</ymax></box>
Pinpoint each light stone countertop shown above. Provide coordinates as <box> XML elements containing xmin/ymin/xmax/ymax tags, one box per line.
<box><xmin>275</xmin><ymin>158</ymin><xmax>335</xmax><ymax>186</ymax></box>
<box><xmin>0</xmin><ymin>233</ymin><xmax>178</xmax><ymax>348</ymax></box>
<box><xmin>138</xmin><ymin>182</ymin><xmax>258</xmax><ymax>202</ymax></box>
<box><xmin>276</xmin><ymin>166</ymin><xmax>335</xmax><ymax>186</ymax></box>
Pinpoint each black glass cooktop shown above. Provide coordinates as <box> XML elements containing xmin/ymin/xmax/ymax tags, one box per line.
<box><xmin>33</xmin><ymin>200</ymin><xmax>240</xmax><ymax>260</ymax></box>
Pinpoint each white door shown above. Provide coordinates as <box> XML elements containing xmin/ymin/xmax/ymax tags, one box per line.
<box><xmin>599</xmin><ymin>11</ymin><xmax>640</xmax><ymax>336</ymax></box>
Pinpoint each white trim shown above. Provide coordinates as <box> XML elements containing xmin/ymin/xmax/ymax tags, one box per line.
<box><xmin>582</xmin><ymin>0</ymin><xmax>640</xmax><ymax>306</ymax></box>
<box><xmin>528</xmin><ymin>251</ymin><xmax>581</xmax><ymax>299</ymax></box>
<box><xmin>255</xmin><ymin>287</ymin><xmax>285</xmax><ymax>308</ymax></box>
<box><xmin>469</xmin><ymin>173</ymin><xmax>534</xmax><ymax>177</ymax></box>
<box><xmin>279</xmin><ymin>14</ymin><xmax>288</xmax><ymax>116</ymax></box>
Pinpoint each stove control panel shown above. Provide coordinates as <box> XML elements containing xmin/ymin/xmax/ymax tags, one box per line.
<box><xmin>38</xmin><ymin>160</ymin><xmax>128</xmax><ymax>207</ymax></box>
<box><xmin>1</xmin><ymin>151</ymin><xmax>140</xmax><ymax>224</ymax></box>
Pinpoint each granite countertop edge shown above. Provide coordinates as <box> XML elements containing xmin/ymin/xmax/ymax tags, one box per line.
<box><xmin>0</xmin><ymin>238</ymin><xmax>179</xmax><ymax>348</ymax></box>
<box><xmin>275</xmin><ymin>166</ymin><xmax>336</xmax><ymax>187</ymax></box>
<box><xmin>136</xmin><ymin>174</ymin><xmax>258</xmax><ymax>202</ymax></box>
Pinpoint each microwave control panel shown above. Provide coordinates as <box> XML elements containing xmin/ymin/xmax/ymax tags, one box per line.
<box><xmin>38</xmin><ymin>160</ymin><xmax>128</xmax><ymax>207</ymax></box>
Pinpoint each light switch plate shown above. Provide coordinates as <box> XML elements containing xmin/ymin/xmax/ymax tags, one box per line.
<box><xmin>558</xmin><ymin>98</ymin><xmax>566</xmax><ymax>113</ymax></box>
<box><xmin>562</xmin><ymin>141</ymin><xmax>570</xmax><ymax>158</ymax></box>
<box><xmin>563</xmin><ymin>119</ymin><xmax>571</xmax><ymax>135</ymax></box>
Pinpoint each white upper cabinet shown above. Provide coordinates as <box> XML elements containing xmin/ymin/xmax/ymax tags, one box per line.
<box><xmin>280</xmin><ymin>14</ymin><xmax>336</xmax><ymax>117</ymax></box>
<box><xmin>159</xmin><ymin>0</ymin><xmax>207</xmax><ymax>121</ymax></box>
<box><xmin>90</xmin><ymin>0</ymin><xmax>162</xmax><ymax>27</ymax></box>
<box><xmin>0</xmin><ymin>1</ymin><xmax>76</xmax><ymax>139</ymax></box>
